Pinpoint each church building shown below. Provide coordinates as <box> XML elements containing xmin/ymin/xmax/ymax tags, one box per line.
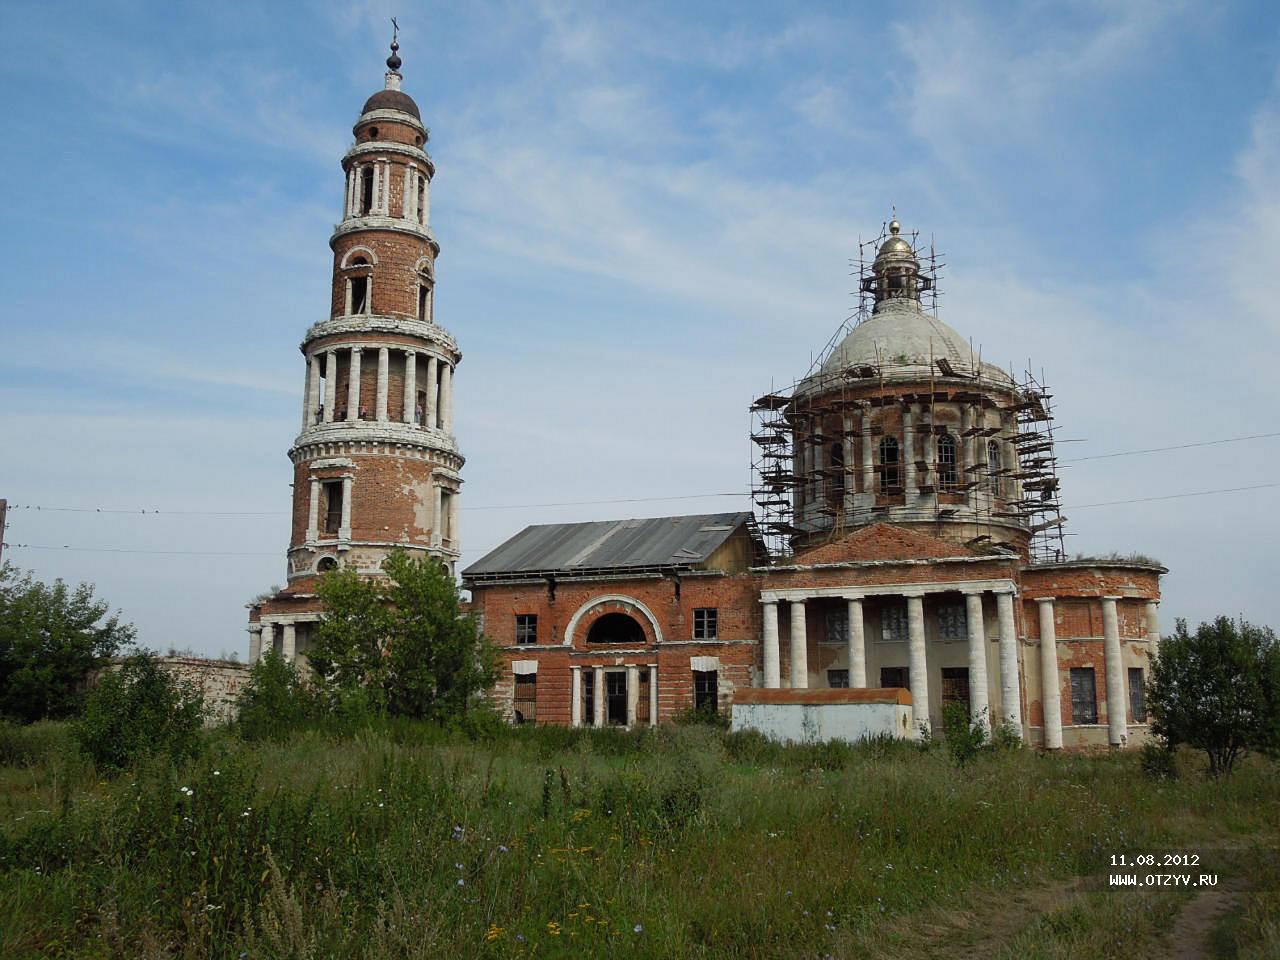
<box><xmin>248</xmin><ymin>42</ymin><xmax>1164</xmax><ymax>750</ymax></box>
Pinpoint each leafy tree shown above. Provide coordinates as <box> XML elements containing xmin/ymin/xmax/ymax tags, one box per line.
<box><xmin>234</xmin><ymin>651</ymin><xmax>318</xmax><ymax>742</ymax></box>
<box><xmin>311</xmin><ymin>550</ymin><xmax>496</xmax><ymax>721</ymax></box>
<box><xmin>75</xmin><ymin>651</ymin><xmax>205</xmax><ymax>771</ymax></box>
<box><xmin>0</xmin><ymin>563</ymin><xmax>135</xmax><ymax>722</ymax></box>
<box><xmin>1147</xmin><ymin>616</ymin><xmax>1280</xmax><ymax>777</ymax></box>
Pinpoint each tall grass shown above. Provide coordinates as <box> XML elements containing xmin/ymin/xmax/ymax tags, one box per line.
<box><xmin>0</xmin><ymin>721</ymin><xmax>1276</xmax><ymax>958</ymax></box>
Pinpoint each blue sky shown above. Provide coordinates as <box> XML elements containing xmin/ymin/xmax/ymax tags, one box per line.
<box><xmin>2</xmin><ymin>0</ymin><xmax>1278</xmax><ymax>657</ymax></box>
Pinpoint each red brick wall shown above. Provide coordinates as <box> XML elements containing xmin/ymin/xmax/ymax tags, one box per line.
<box><xmin>331</xmin><ymin>232</ymin><xmax>434</xmax><ymax>320</ymax></box>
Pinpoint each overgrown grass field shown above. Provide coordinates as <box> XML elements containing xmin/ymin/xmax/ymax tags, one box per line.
<box><xmin>1</xmin><ymin>721</ymin><xmax>1277</xmax><ymax>959</ymax></box>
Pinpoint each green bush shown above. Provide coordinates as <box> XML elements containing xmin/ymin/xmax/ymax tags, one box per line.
<box><xmin>1139</xmin><ymin>740</ymin><xmax>1179</xmax><ymax>781</ymax></box>
<box><xmin>74</xmin><ymin>651</ymin><xmax>205</xmax><ymax>771</ymax></box>
<box><xmin>234</xmin><ymin>651</ymin><xmax>318</xmax><ymax>742</ymax></box>
<box><xmin>942</xmin><ymin>701</ymin><xmax>989</xmax><ymax>767</ymax></box>
<box><xmin>0</xmin><ymin>719</ymin><xmax>74</xmax><ymax>766</ymax></box>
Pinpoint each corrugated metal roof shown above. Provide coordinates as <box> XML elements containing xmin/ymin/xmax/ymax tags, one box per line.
<box><xmin>463</xmin><ymin>512</ymin><xmax>753</xmax><ymax>579</ymax></box>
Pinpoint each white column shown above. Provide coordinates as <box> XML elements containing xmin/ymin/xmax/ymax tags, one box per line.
<box><xmin>906</xmin><ymin>594</ymin><xmax>930</xmax><ymax>737</ymax></box>
<box><xmin>323</xmin><ymin>351</ymin><xmax>337</xmax><ymax>423</ymax></box>
<box><xmin>996</xmin><ymin>590</ymin><xmax>1022</xmax><ymax>737</ymax></box>
<box><xmin>788</xmin><ymin>599</ymin><xmax>808</xmax><ymax>689</ymax></box>
<box><xmin>922</xmin><ymin>411</ymin><xmax>937</xmax><ymax>493</ymax></box>
<box><xmin>570</xmin><ymin>666</ymin><xmax>582</xmax><ymax>728</ymax></box>
<box><xmin>648</xmin><ymin>663</ymin><xmax>658</xmax><ymax>726</ymax></box>
<box><xmin>260</xmin><ymin>622</ymin><xmax>275</xmax><ymax>662</ymax></box>
<box><xmin>300</xmin><ymin>356</ymin><xmax>313</xmax><ymax>430</ymax></box>
<box><xmin>841</xmin><ymin>414</ymin><xmax>855</xmax><ymax>514</ymax></box>
<box><xmin>847</xmin><ymin>597</ymin><xmax>867</xmax><ymax>688</ymax></box>
<box><xmin>441</xmin><ymin>362</ymin><xmax>454</xmax><ymax>434</ymax></box>
<box><xmin>1102</xmin><ymin>596</ymin><xmax>1126</xmax><ymax>746</ymax></box>
<box><xmin>592</xmin><ymin>666</ymin><xmax>605</xmax><ymax>727</ymax></box>
<box><xmin>961</xmin><ymin>405</ymin><xmax>975</xmax><ymax>509</ymax></box>
<box><xmin>306</xmin><ymin>354</ymin><xmax>321</xmax><ymax>428</ymax></box>
<box><xmin>762</xmin><ymin>599</ymin><xmax>781</xmax><ymax>688</ymax></box>
<box><xmin>248</xmin><ymin>625</ymin><xmax>262</xmax><ymax>663</ymax></box>
<box><xmin>403</xmin><ymin>351</ymin><xmax>417</xmax><ymax>424</ymax></box>
<box><xmin>282</xmin><ymin>623</ymin><xmax>296</xmax><ymax>662</ymax></box>
<box><xmin>426</xmin><ymin>356</ymin><xmax>439</xmax><ymax>429</ymax></box>
<box><xmin>902</xmin><ymin>406</ymin><xmax>917</xmax><ymax>505</ymax></box>
<box><xmin>432</xmin><ymin>485</ymin><xmax>443</xmax><ymax>546</ymax></box>
<box><xmin>965</xmin><ymin>591</ymin><xmax>990</xmax><ymax>732</ymax></box>
<box><xmin>307</xmin><ymin>479</ymin><xmax>320</xmax><ymax>542</ymax></box>
<box><xmin>860</xmin><ymin>409</ymin><xmax>874</xmax><ymax>497</ymax></box>
<box><xmin>1037</xmin><ymin>598</ymin><xmax>1063</xmax><ymax>749</ymax></box>
<box><xmin>402</xmin><ymin>165</ymin><xmax>412</xmax><ymax>220</ymax></box>
<box><xmin>339</xmin><ymin>475</ymin><xmax>353</xmax><ymax>540</ymax></box>
<box><xmin>376</xmin><ymin>347</ymin><xmax>389</xmax><ymax>421</ymax></box>
<box><xmin>1145</xmin><ymin>600</ymin><xmax>1160</xmax><ymax>645</ymax></box>
<box><xmin>448</xmin><ymin>491</ymin><xmax>460</xmax><ymax>549</ymax></box>
<box><xmin>422</xmin><ymin>171</ymin><xmax>430</xmax><ymax>227</ymax></box>
<box><xmin>626</xmin><ymin>664</ymin><xmax>639</xmax><ymax>728</ymax></box>
<box><xmin>345</xmin><ymin>166</ymin><xmax>355</xmax><ymax>218</ymax></box>
<box><xmin>346</xmin><ymin>348</ymin><xmax>362</xmax><ymax>422</ymax></box>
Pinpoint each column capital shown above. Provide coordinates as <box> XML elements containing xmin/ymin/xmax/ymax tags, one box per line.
<box><xmin>960</xmin><ymin>587</ymin><xmax>987</xmax><ymax>597</ymax></box>
<box><xmin>901</xmin><ymin>589</ymin><xmax>926</xmax><ymax>599</ymax></box>
<box><xmin>247</xmin><ymin>623</ymin><xmax>263</xmax><ymax>634</ymax></box>
<box><xmin>842</xmin><ymin>593</ymin><xmax>865</xmax><ymax>603</ymax></box>
<box><xmin>1102</xmin><ymin>595</ymin><xmax>1123</xmax><ymax>602</ymax></box>
<box><xmin>569</xmin><ymin>664</ymin><xmax>581</xmax><ymax>673</ymax></box>
<box><xmin>759</xmin><ymin>595</ymin><xmax>779</xmax><ymax>606</ymax></box>
<box><xmin>1033</xmin><ymin>596</ymin><xmax>1056</xmax><ymax>605</ymax></box>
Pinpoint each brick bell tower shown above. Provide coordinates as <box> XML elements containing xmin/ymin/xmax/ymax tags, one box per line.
<box><xmin>248</xmin><ymin>35</ymin><xmax>463</xmax><ymax>665</ymax></box>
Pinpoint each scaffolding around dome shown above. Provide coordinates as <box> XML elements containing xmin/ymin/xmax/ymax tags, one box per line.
<box><xmin>749</xmin><ymin>221</ymin><xmax>1068</xmax><ymax>565</ymax></box>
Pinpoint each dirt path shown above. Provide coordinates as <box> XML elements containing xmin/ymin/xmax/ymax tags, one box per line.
<box><xmin>1162</xmin><ymin>886</ymin><xmax>1243</xmax><ymax>960</ymax></box>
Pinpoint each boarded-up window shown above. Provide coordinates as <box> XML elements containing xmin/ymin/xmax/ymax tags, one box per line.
<box><xmin>941</xmin><ymin>667</ymin><xmax>970</xmax><ymax>710</ymax></box>
<box><xmin>513</xmin><ymin>674</ymin><xmax>536</xmax><ymax>725</ymax></box>
<box><xmin>636</xmin><ymin>668</ymin><xmax>651</xmax><ymax>724</ymax></box>
<box><xmin>881</xmin><ymin>666</ymin><xmax>909</xmax><ymax>690</ymax></box>
<box><xmin>694</xmin><ymin>670</ymin><xmax>718</xmax><ymax>713</ymax></box>
<box><xmin>1129</xmin><ymin>667</ymin><xmax>1146</xmax><ymax>722</ymax></box>
<box><xmin>1070</xmin><ymin>667</ymin><xmax>1097</xmax><ymax>724</ymax></box>
<box><xmin>827</xmin><ymin>669</ymin><xmax>849</xmax><ymax>688</ymax></box>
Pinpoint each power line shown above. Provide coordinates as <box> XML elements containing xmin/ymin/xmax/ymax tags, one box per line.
<box><xmin>1069</xmin><ymin>482</ymin><xmax>1280</xmax><ymax>510</ymax></box>
<box><xmin>1063</xmin><ymin>431</ymin><xmax>1280</xmax><ymax>463</ymax></box>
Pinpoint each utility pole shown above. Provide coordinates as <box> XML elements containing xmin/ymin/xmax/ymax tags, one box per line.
<box><xmin>0</xmin><ymin>499</ymin><xmax>7</xmax><ymax>564</ymax></box>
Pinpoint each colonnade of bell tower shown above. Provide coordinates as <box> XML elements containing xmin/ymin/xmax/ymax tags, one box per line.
<box><xmin>284</xmin><ymin>40</ymin><xmax>463</xmax><ymax>581</ymax></box>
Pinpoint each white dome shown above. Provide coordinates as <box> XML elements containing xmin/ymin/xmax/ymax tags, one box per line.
<box><xmin>802</xmin><ymin>298</ymin><xmax>1013</xmax><ymax>392</ymax></box>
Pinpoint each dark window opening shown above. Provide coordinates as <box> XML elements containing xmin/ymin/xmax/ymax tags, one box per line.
<box><xmin>418</xmin><ymin>284</ymin><xmax>430</xmax><ymax>321</ymax></box>
<box><xmin>515</xmin><ymin>614</ymin><xmax>537</xmax><ymax>645</ymax></box>
<box><xmin>937</xmin><ymin>432</ymin><xmax>958</xmax><ymax>490</ymax></box>
<box><xmin>415</xmin><ymin>389</ymin><xmax>427</xmax><ymax>426</ymax></box>
<box><xmin>879</xmin><ymin>436</ymin><xmax>900</xmax><ymax>492</ymax></box>
<box><xmin>693</xmin><ymin>670</ymin><xmax>718</xmax><ymax>713</ymax></box>
<box><xmin>881</xmin><ymin>666</ymin><xmax>909</xmax><ymax>690</ymax></box>
<box><xmin>1128</xmin><ymin>667</ymin><xmax>1147</xmax><ymax>722</ymax></box>
<box><xmin>513</xmin><ymin>674</ymin><xmax>536</xmax><ymax>725</ymax></box>
<box><xmin>581</xmin><ymin>670</ymin><xmax>594</xmax><ymax>726</ymax></box>
<box><xmin>636</xmin><ymin>668</ymin><xmax>651</xmax><ymax>725</ymax></box>
<box><xmin>1070</xmin><ymin>667</ymin><xmax>1098</xmax><ymax>724</ymax></box>
<box><xmin>587</xmin><ymin>612</ymin><xmax>644</xmax><ymax>645</ymax></box>
<box><xmin>987</xmin><ymin>440</ymin><xmax>1003</xmax><ymax>496</ymax></box>
<box><xmin>368</xmin><ymin>126</ymin><xmax>378</xmax><ymax>139</ymax></box>
<box><xmin>941</xmin><ymin>667</ymin><xmax>970</xmax><ymax>711</ymax></box>
<box><xmin>317</xmin><ymin>556</ymin><xmax>338</xmax><ymax>573</ymax></box>
<box><xmin>322</xmin><ymin>482</ymin><xmax>343</xmax><ymax>536</ymax></box>
<box><xmin>831</xmin><ymin>442</ymin><xmax>845</xmax><ymax>494</ymax></box>
<box><xmin>417</xmin><ymin>178</ymin><xmax>427</xmax><ymax>220</ymax></box>
<box><xmin>350</xmin><ymin>275</ymin><xmax>369</xmax><ymax>315</ymax></box>
<box><xmin>359</xmin><ymin>167</ymin><xmax>374</xmax><ymax>214</ymax></box>
<box><xmin>828</xmin><ymin>669</ymin><xmax>849</xmax><ymax>689</ymax></box>
<box><xmin>693</xmin><ymin>607</ymin><xmax>718</xmax><ymax>640</ymax></box>
<box><xmin>606</xmin><ymin>671</ymin><xmax>627</xmax><ymax>725</ymax></box>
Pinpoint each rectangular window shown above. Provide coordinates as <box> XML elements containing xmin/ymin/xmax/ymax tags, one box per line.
<box><xmin>515</xmin><ymin>614</ymin><xmax>537</xmax><ymax>645</ymax></box>
<box><xmin>636</xmin><ymin>668</ymin><xmax>650</xmax><ymax>725</ymax></box>
<box><xmin>823</xmin><ymin>606</ymin><xmax>848</xmax><ymax>644</ymax></box>
<box><xmin>941</xmin><ymin>667</ymin><xmax>970</xmax><ymax>711</ymax></box>
<box><xmin>693</xmin><ymin>608</ymin><xmax>718</xmax><ymax>640</ymax></box>
<box><xmin>881</xmin><ymin>603</ymin><xmax>908</xmax><ymax>641</ymax></box>
<box><xmin>581</xmin><ymin>670</ymin><xmax>594</xmax><ymax>727</ymax></box>
<box><xmin>827</xmin><ymin>669</ymin><xmax>849</xmax><ymax>689</ymax></box>
<box><xmin>350</xmin><ymin>275</ymin><xmax>369</xmax><ymax>315</ymax></box>
<box><xmin>1129</xmin><ymin>667</ymin><xmax>1147</xmax><ymax>722</ymax></box>
<box><xmin>937</xmin><ymin>602</ymin><xmax>967</xmax><ymax>641</ymax></box>
<box><xmin>415</xmin><ymin>389</ymin><xmax>427</xmax><ymax>426</ymax></box>
<box><xmin>360</xmin><ymin>167</ymin><xmax>374</xmax><ymax>214</ymax></box>
<box><xmin>418</xmin><ymin>284</ymin><xmax>430</xmax><ymax>322</ymax></box>
<box><xmin>880</xmin><ymin>666</ymin><xmax>909</xmax><ymax>690</ymax></box>
<box><xmin>1070</xmin><ymin>667</ymin><xmax>1098</xmax><ymax>724</ymax></box>
<box><xmin>322</xmin><ymin>481</ymin><xmax>343</xmax><ymax>535</ymax></box>
<box><xmin>513</xmin><ymin>674</ymin><xmax>536</xmax><ymax>725</ymax></box>
<box><xmin>693</xmin><ymin>670</ymin><xmax>718</xmax><ymax>713</ymax></box>
<box><xmin>606</xmin><ymin>671</ymin><xmax>627</xmax><ymax>725</ymax></box>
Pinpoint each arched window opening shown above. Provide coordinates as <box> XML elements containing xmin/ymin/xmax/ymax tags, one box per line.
<box><xmin>830</xmin><ymin>442</ymin><xmax>845</xmax><ymax>495</ymax></box>
<box><xmin>987</xmin><ymin>440</ymin><xmax>1003</xmax><ymax>496</ymax></box>
<box><xmin>317</xmin><ymin>556</ymin><xmax>338</xmax><ymax>573</ymax></box>
<box><xmin>349</xmin><ymin>275</ymin><xmax>370</xmax><ymax>315</ymax></box>
<box><xmin>416</xmin><ymin>177</ymin><xmax>427</xmax><ymax>225</ymax></box>
<box><xmin>937</xmin><ymin>432</ymin><xmax>958</xmax><ymax>490</ymax></box>
<box><xmin>878</xmin><ymin>436</ymin><xmax>900</xmax><ymax>492</ymax></box>
<box><xmin>587</xmin><ymin>612</ymin><xmax>645</xmax><ymax>646</ymax></box>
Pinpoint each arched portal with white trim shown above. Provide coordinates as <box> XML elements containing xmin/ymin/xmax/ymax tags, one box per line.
<box><xmin>564</xmin><ymin>594</ymin><xmax>664</xmax><ymax>648</ymax></box>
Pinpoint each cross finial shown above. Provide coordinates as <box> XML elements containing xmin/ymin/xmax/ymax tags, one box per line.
<box><xmin>392</xmin><ymin>17</ymin><xmax>399</xmax><ymax>45</ymax></box>
<box><xmin>386</xmin><ymin>17</ymin><xmax>403</xmax><ymax>72</ymax></box>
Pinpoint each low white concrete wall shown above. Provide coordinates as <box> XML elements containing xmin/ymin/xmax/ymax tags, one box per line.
<box><xmin>730</xmin><ymin>689</ymin><xmax>913</xmax><ymax>744</ymax></box>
